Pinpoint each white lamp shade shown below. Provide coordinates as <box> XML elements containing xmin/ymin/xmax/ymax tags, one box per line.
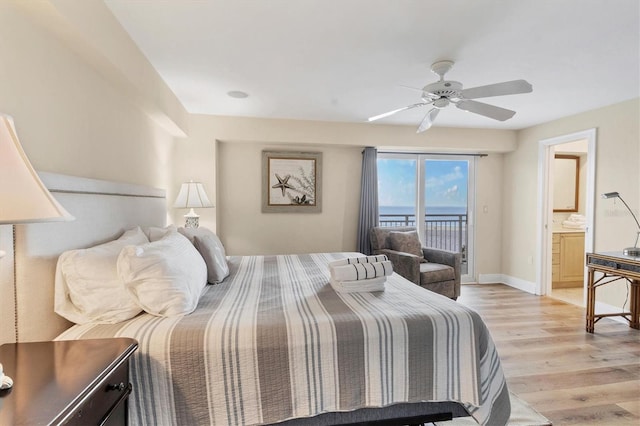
<box><xmin>173</xmin><ymin>181</ymin><xmax>214</xmax><ymax>209</ymax></box>
<box><xmin>0</xmin><ymin>114</ymin><xmax>74</xmax><ymax>224</ymax></box>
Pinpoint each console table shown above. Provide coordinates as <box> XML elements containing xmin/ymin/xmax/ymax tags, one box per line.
<box><xmin>586</xmin><ymin>252</ymin><xmax>640</xmax><ymax>333</ymax></box>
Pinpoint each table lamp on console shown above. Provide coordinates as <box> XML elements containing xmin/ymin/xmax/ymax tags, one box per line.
<box><xmin>0</xmin><ymin>113</ymin><xmax>74</xmax><ymax>390</ymax></box>
<box><xmin>602</xmin><ymin>191</ymin><xmax>640</xmax><ymax>257</ymax></box>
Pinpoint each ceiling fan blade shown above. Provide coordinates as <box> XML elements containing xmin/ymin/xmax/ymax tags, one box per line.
<box><xmin>416</xmin><ymin>108</ymin><xmax>440</xmax><ymax>133</ymax></box>
<box><xmin>398</xmin><ymin>84</ymin><xmax>424</xmax><ymax>92</ymax></box>
<box><xmin>368</xmin><ymin>102</ymin><xmax>429</xmax><ymax>122</ymax></box>
<box><xmin>461</xmin><ymin>79</ymin><xmax>532</xmax><ymax>99</ymax></box>
<box><xmin>456</xmin><ymin>100</ymin><xmax>516</xmax><ymax>121</ymax></box>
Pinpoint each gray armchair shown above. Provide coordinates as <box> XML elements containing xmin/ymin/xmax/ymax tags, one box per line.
<box><xmin>369</xmin><ymin>226</ymin><xmax>461</xmax><ymax>300</ymax></box>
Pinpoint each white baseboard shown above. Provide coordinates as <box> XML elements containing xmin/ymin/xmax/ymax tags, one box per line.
<box><xmin>476</xmin><ymin>274</ymin><xmax>502</xmax><ymax>284</ymax></box>
<box><xmin>477</xmin><ymin>273</ymin><xmax>537</xmax><ymax>294</ymax></box>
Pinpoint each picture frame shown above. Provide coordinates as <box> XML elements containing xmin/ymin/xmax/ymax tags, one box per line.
<box><xmin>262</xmin><ymin>151</ymin><xmax>322</xmax><ymax>213</ymax></box>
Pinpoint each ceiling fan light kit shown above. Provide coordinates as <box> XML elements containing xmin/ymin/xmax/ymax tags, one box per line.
<box><xmin>368</xmin><ymin>60</ymin><xmax>533</xmax><ymax>133</ymax></box>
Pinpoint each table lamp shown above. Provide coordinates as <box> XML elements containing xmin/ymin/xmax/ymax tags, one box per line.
<box><xmin>173</xmin><ymin>180</ymin><xmax>214</xmax><ymax>228</ymax></box>
<box><xmin>602</xmin><ymin>191</ymin><xmax>640</xmax><ymax>257</ymax></box>
<box><xmin>0</xmin><ymin>113</ymin><xmax>74</xmax><ymax>390</ymax></box>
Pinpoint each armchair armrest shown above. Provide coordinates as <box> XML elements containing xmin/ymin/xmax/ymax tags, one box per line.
<box><xmin>374</xmin><ymin>248</ymin><xmax>421</xmax><ymax>285</ymax></box>
<box><xmin>422</xmin><ymin>247</ymin><xmax>462</xmax><ymax>283</ymax></box>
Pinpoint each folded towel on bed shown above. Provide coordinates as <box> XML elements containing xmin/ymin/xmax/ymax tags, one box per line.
<box><xmin>328</xmin><ymin>254</ymin><xmax>388</xmax><ymax>268</ymax></box>
<box><xmin>330</xmin><ymin>260</ymin><xmax>393</xmax><ymax>282</ymax></box>
<box><xmin>330</xmin><ymin>277</ymin><xmax>386</xmax><ymax>293</ymax></box>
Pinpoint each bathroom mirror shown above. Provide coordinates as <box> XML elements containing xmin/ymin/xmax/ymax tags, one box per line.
<box><xmin>553</xmin><ymin>155</ymin><xmax>579</xmax><ymax>212</ymax></box>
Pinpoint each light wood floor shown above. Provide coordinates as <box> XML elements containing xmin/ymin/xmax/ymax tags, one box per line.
<box><xmin>458</xmin><ymin>284</ymin><xmax>640</xmax><ymax>426</ymax></box>
<box><xmin>549</xmin><ymin>287</ymin><xmax>584</xmax><ymax>307</ymax></box>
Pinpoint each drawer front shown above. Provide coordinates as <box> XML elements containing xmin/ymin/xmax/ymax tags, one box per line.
<box><xmin>552</xmin><ymin>264</ymin><xmax>560</xmax><ymax>281</ymax></box>
<box><xmin>66</xmin><ymin>361</ymin><xmax>130</xmax><ymax>425</ymax></box>
<box><xmin>587</xmin><ymin>255</ymin><xmax>640</xmax><ymax>280</ymax></box>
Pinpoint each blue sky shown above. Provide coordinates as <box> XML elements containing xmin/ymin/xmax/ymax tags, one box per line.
<box><xmin>378</xmin><ymin>158</ymin><xmax>468</xmax><ymax>208</ymax></box>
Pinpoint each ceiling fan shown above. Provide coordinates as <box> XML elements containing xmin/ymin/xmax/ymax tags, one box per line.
<box><xmin>368</xmin><ymin>60</ymin><xmax>533</xmax><ymax>132</ymax></box>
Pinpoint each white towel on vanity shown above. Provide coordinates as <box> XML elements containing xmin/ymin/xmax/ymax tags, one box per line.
<box><xmin>563</xmin><ymin>214</ymin><xmax>586</xmax><ymax>229</ymax></box>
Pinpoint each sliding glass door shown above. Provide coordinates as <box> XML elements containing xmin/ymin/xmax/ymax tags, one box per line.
<box><xmin>377</xmin><ymin>153</ymin><xmax>475</xmax><ymax>278</ymax></box>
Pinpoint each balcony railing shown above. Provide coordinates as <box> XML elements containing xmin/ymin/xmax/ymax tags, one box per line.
<box><xmin>379</xmin><ymin>213</ymin><xmax>468</xmax><ymax>269</ymax></box>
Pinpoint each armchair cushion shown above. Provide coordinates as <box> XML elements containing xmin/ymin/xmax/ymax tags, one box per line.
<box><xmin>419</xmin><ymin>263</ymin><xmax>455</xmax><ymax>284</ymax></box>
<box><xmin>388</xmin><ymin>230</ymin><xmax>425</xmax><ymax>260</ymax></box>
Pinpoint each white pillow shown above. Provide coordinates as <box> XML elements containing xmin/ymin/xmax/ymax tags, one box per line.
<box><xmin>54</xmin><ymin>227</ymin><xmax>149</xmax><ymax>324</ymax></box>
<box><xmin>144</xmin><ymin>224</ymin><xmax>177</xmax><ymax>242</ymax></box>
<box><xmin>117</xmin><ymin>231</ymin><xmax>207</xmax><ymax>317</ymax></box>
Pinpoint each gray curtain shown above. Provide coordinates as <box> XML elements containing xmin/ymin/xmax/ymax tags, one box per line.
<box><xmin>357</xmin><ymin>147</ymin><xmax>379</xmax><ymax>254</ymax></box>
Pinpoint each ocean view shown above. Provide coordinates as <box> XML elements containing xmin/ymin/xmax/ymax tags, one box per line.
<box><xmin>379</xmin><ymin>205</ymin><xmax>468</xmax><ymax>270</ymax></box>
<box><xmin>380</xmin><ymin>205</ymin><xmax>467</xmax><ymax>216</ymax></box>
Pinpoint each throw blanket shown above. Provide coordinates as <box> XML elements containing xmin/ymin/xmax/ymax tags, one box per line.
<box><xmin>57</xmin><ymin>253</ymin><xmax>510</xmax><ymax>426</ymax></box>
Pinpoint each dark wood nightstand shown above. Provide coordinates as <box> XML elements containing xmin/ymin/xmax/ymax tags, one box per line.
<box><xmin>0</xmin><ymin>338</ymin><xmax>137</xmax><ymax>425</ymax></box>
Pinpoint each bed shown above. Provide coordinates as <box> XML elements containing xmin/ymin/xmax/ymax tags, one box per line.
<box><xmin>7</xmin><ymin>173</ymin><xmax>510</xmax><ymax>426</ymax></box>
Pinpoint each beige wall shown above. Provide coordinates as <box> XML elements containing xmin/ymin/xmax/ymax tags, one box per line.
<box><xmin>0</xmin><ymin>2</ymin><xmax>181</xmax><ymax>187</ymax></box>
<box><xmin>172</xmin><ymin>115</ymin><xmax>513</xmax><ymax>276</ymax></box>
<box><xmin>218</xmin><ymin>141</ymin><xmax>361</xmax><ymax>255</ymax></box>
<box><xmin>475</xmin><ymin>154</ymin><xmax>504</xmax><ymax>278</ymax></box>
<box><xmin>0</xmin><ymin>1</ymin><xmax>182</xmax><ymax>344</ymax></box>
<box><xmin>504</xmin><ymin>98</ymin><xmax>640</xmax><ymax>307</ymax></box>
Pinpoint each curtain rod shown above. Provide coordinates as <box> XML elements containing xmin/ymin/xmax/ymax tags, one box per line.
<box><xmin>377</xmin><ymin>150</ymin><xmax>488</xmax><ymax>157</ymax></box>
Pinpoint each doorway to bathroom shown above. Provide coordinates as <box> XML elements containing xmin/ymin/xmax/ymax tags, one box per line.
<box><xmin>537</xmin><ymin>129</ymin><xmax>596</xmax><ymax>306</ymax></box>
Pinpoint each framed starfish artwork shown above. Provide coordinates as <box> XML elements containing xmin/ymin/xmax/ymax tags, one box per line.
<box><xmin>262</xmin><ymin>151</ymin><xmax>322</xmax><ymax>213</ymax></box>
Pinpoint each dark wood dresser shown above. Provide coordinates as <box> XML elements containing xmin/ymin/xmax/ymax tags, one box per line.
<box><xmin>0</xmin><ymin>338</ymin><xmax>137</xmax><ymax>425</ymax></box>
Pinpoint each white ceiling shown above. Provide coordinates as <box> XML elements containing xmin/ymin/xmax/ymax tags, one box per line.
<box><xmin>103</xmin><ymin>0</ymin><xmax>639</xmax><ymax>130</ymax></box>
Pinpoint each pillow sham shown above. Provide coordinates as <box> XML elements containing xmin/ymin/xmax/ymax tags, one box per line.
<box><xmin>145</xmin><ymin>224</ymin><xmax>177</xmax><ymax>242</ymax></box>
<box><xmin>178</xmin><ymin>227</ymin><xmax>229</xmax><ymax>284</ymax></box>
<box><xmin>193</xmin><ymin>234</ymin><xmax>230</xmax><ymax>283</ymax></box>
<box><xmin>54</xmin><ymin>226</ymin><xmax>148</xmax><ymax>324</ymax></box>
<box><xmin>388</xmin><ymin>230</ymin><xmax>425</xmax><ymax>260</ymax></box>
<box><xmin>117</xmin><ymin>231</ymin><xmax>207</xmax><ymax>317</ymax></box>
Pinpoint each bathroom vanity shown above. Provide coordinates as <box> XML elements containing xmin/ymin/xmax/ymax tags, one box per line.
<box><xmin>552</xmin><ymin>229</ymin><xmax>585</xmax><ymax>288</ymax></box>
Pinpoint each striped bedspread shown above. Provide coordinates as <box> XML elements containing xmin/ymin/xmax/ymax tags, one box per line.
<box><xmin>56</xmin><ymin>253</ymin><xmax>510</xmax><ymax>425</ymax></box>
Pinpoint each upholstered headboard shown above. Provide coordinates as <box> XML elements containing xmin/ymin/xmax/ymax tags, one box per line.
<box><xmin>1</xmin><ymin>172</ymin><xmax>166</xmax><ymax>344</ymax></box>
